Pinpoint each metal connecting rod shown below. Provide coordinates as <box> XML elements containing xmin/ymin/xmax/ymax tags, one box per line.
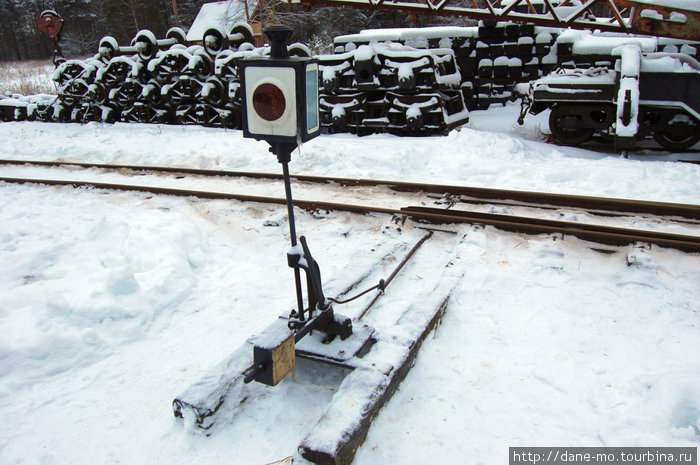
<box><xmin>281</xmin><ymin>158</ymin><xmax>306</xmax><ymax>321</ymax></box>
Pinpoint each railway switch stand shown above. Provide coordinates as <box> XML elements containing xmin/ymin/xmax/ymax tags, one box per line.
<box><xmin>239</xmin><ymin>25</ymin><xmax>353</xmax><ymax>386</ymax></box>
<box><xmin>170</xmin><ymin>29</ymin><xmax>458</xmax><ymax>465</ymax></box>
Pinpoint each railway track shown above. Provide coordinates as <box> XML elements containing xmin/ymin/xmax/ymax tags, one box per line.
<box><xmin>2</xmin><ymin>158</ymin><xmax>699</xmax><ymax>220</ymax></box>
<box><xmin>1</xmin><ymin>159</ymin><xmax>699</xmax><ymax>253</ymax></box>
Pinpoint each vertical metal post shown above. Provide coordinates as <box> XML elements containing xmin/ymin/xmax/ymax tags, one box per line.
<box><xmin>281</xmin><ymin>160</ymin><xmax>305</xmax><ymax>321</ymax></box>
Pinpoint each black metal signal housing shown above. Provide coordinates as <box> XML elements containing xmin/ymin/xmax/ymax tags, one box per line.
<box><xmin>240</xmin><ymin>26</ymin><xmax>320</xmax><ymax>154</ymax></box>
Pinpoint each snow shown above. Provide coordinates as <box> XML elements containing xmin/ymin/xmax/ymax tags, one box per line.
<box><xmin>614</xmin><ymin>45</ymin><xmax>642</xmax><ymax>138</ymax></box>
<box><xmin>330</xmin><ymin>104</ymin><xmax>346</xmax><ymax>118</ymax></box>
<box><xmin>186</xmin><ymin>1</ymin><xmax>256</xmax><ymax>42</ymax></box>
<box><xmin>615</xmin><ymin>44</ymin><xmax>641</xmax><ymax>78</ymax></box>
<box><xmin>641</xmin><ymin>9</ymin><xmax>664</xmax><ymax>20</ymax></box>
<box><xmin>406</xmin><ymin>103</ymin><xmax>422</xmax><ymax>119</ymax></box>
<box><xmin>334</xmin><ymin>26</ymin><xmax>479</xmax><ymax>45</ymax></box>
<box><xmin>535</xmin><ymin>30</ymin><xmax>553</xmax><ymax>44</ymax></box>
<box><xmin>630</xmin><ymin>0</ymin><xmax>700</xmax><ymax>13</ymax></box>
<box><xmin>616</xmin><ymin>76</ymin><xmax>640</xmax><ymax>137</ymax></box>
<box><xmin>353</xmin><ymin>45</ymin><xmax>374</xmax><ymax>62</ymax></box>
<box><xmin>494</xmin><ymin>56</ymin><xmax>510</xmax><ymax>66</ymax></box>
<box><xmin>385</xmin><ymin>57</ymin><xmax>431</xmax><ymax>78</ymax></box>
<box><xmin>680</xmin><ymin>44</ymin><xmax>697</xmax><ymax>56</ymax></box>
<box><xmin>670</xmin><ymin>11</ymin><xmax>688</xmax><ymax>23</ymax></box>
<box><xmin>563</xmin><ymin>32</ymin><xmax>657</xmax><ymax>55</ymax></box>
<box><xmin>0</xmin><ymin>101</ymin><xmax>699</xmax><ymax>464</ymax></box>
<box><xmin>640</xmin><ymin>53</ymin><xmax>700</xmax><ymax>73</ymax></box>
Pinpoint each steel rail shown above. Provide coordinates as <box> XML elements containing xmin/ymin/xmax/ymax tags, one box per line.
<box><xmin>2</xmin><ymin>176</ymin><xmax>699</xmax><ymax>253</ymax></box>
<box><xmin>1</xmin><ymin>158</ymin><xmax>699</xmax><ymax>221</ymax></box>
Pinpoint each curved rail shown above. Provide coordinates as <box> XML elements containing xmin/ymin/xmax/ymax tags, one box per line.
<box><xmin>1</xmin><ymin>175</ymin><xmax>699</xmax><ymax>253</ymax></box>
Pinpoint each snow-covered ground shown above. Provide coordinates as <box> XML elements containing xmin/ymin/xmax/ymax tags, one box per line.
<box><xmin>0</xmin><ymin>104</ymin><xmax>698</xmax><ymax>464</ymax></box>
<box><xmin>0</xmin><ymin>61</ymin><xmax>56</xmax><ymax>96</ymax></box>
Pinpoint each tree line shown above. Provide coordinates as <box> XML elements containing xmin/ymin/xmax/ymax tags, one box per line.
<box><xmin>0</xmin><ymin>0</ymin><xmax>464</xmax><ymax>62</ymax></box>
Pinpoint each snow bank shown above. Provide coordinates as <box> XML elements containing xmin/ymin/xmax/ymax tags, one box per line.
<box><xmin>0</xmin><ymin>185</ymin><xmax>203</xmax><ymax>394</ymax></box>
<box><xmin>0</xmin><ymin>117</ymin><xmax>698</xmax><ymax>202</ymax></box>
<box><xmin>356</xmin><ymin>231</ymin><xmax>700</xmax><ymax>464</ymax></box>
<box><xmin>0</xmin><ymin>181</ymin><xmax>414</xmax><ymax>464</ymax></box>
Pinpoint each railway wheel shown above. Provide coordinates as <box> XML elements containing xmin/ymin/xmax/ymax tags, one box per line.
<box><xmin>165</xmin><ymin>27</ymin><xmax>188</xmax><ymax>46</ymax></box>
<box><xmin>144</xmin><ymin>81</ymin><xmax>162</xmax><ymax>107</ymax></box>
<box><xmin>203</xmin><ymin>26</ymin><xmax>228</xmax><ymax>55</ymax></box>
<box><xmin>230</xmin><ymin>22</ymin><xmax>254</xmax><ymax>49</ymax></box>
<box><xmin>87</xmin><ymin>82</ymin><xmax>107</xmax><ymax>105</ymax></box>
<box><xmin>203</xmin><ymin>76</ymin><xmax>226</xmax><ymax>106</ymax></box>
<box><xmin>133</xmin><ymin>30</ymin><xmax>158</xmax><ymax>61</ymax></box>
<box><xmin>222</xmin><ymin>105</ymin><xmax>241</xmax><ymax>129</ymax></box>
<box><xmin>98</xmin><ymin>36</ymin><xmax>119</xmax><ymax>60</ymax></box>
<box><xmin>191</xmin><ymin>50</ymin><xmax>214</xmax><ymax>80</ymax></box>
<box><xmin>288</xmin><ymin>43</ymin><xmax>312</xmax><ymax>58</ymax></box>
<box><xmin>653</xmin><ymin>112</ymin><xmax>700</xmax><ymax>151</ymax></box>
<box><xmin>548</xmin><ymin>105</ymin><xmax>594</xmax><ymax>146</ymax></box>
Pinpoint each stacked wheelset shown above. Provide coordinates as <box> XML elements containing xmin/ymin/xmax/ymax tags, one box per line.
<box><xmin>51</xmin><ymin>23</ymin><xmax>263</xmax><ymax>127</ymax></box>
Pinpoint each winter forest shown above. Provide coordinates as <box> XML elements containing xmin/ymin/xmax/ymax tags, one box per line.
<box><xmin>0</xmin><ymin>0</ymin><xmax>440</xmax><ymax>61</ymax></box>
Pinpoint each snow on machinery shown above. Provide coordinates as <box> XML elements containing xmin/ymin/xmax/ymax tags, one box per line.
<box><xmin>327</xmin><ymin>23</ymin><xmax>561</xmax><ymax>113</ymax></box>
<box><xmin>317</xmin><ymin>41</ymin><xmax>470</xmax><ymax>135</ymax></box>
<box><xmin>516</xmin><ymin>31</ymin><xmax>700</xmax><ymax>150</ymax></box>
<box><xmin>38</xmin><ymin>17</ymin><xmax>260</xmax><ymax>126</ymax></box>
<box><xmin>285</xmin><ymin>0</ymin><xmax>700</xmax><ymax>149</ymax></box>
<box><xmin>288</xmin><ymin>0</ymin><xmax>700</xmax><ymax>42</ymax></box>
<box><xmin>1</xmin><ymin>8</ymin><xmax>471</xmax><ymax>135</ymax></box>
<box><xmin>4</xmin><ymin>2</ymin><xmax>699</xmax><ymax>147</ymax></box>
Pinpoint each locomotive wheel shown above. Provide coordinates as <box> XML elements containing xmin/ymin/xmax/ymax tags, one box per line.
<box><xmin>192</xmin><ymin>50</ymin><xmax>214</xmax><ymax>80</ymax></box>
<box><xmin>101</xmin><ymin>106</ymin><xmax>117</xmax><ymax>123</ymax></box>
<box><xmin>112</xmin><ymin>80</ymin><xmax>143</xmax><ymax>109</ymax></box>
<box><xmin>548</xmin><ymin>105</ymin><xmax>594</xmax><ymax>146</ymax></box>
<box><xmin>653</xmin><ymin>112</ymin><xmax>700</xmax><ymax>151</ymax></box>
<box><xmin>87</xmin><ymin>82</ymin><xmax>107</xmax><ymax>104</ymax></box>
<box><xmin>222</xmin><ymin>105</ymin><xmax>242</xmax><ymax>129</ymax></box>
<box><xmin>144</xmin><ymin>81</ymin><xmax>162</xmax><ymax>106</ymax></box>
